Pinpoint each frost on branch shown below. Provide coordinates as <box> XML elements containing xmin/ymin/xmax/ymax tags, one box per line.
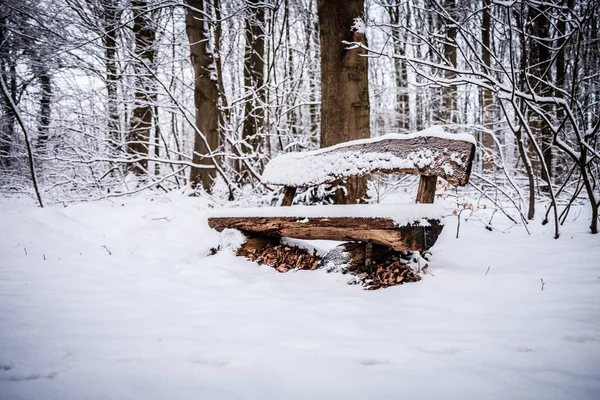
<box><xmin>351</xmin><ymin>17</ymin><xmax>366</xmax><ymax>34</ymax></box>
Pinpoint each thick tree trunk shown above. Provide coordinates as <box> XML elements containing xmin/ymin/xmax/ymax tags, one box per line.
<box><xmin>307</xmin><ymin>11</ymin><xmax>320</xmax><ymax>139</ymax></box>
<box><xmin>185</xmin><ymin>0</ymin><xmax>220</xmax><ymax>191</ymax></box>
<box><xmin>318</xmin><ymin>0</ymin><xmax>370</xmax><ymax>204</ymax></box>
<box><xmin>128</xmin><ymin>0</ymin><xmax>157</xmax><ymax>176</ymax></box>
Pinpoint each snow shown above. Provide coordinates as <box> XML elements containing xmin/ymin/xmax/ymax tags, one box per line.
<box><xmin>351</xmin><ymin>18</ymin><xmax>366</xmax><ymax>34</ymax></box>
<box><xmin>208</xmin><ymin>203</ymin><xmax>446</xmax><ymax>227</ymax></box>
<box><xmin>277</xmin><ymin>126</ymin><xmax>475</xmax><ymax>156</ymax></box>
<box><xmin>1</xmin><ymin>194</ymin><xmax>600</xmax><ymax>400</ymax></box>
<box><xmin>261</xmin><ymin>126</ymin><xmax>475</xmax><ymax>187</ymax></box>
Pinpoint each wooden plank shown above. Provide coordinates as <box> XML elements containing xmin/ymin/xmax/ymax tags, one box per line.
<box><xmin>280</xmin><ymin>186</ymin><xmax>296</xmax><ymax>206</ymax></box>
<box><xmin>262</xmin><ymin>134</ymin><xmax>476</xmax><ymax>188</ymax></box>
<box><xmin>208</xmin><ymin>216</ymin><xmax>444</xmax><ymax>251</ymax></box>
<box><xmin>416</xmin><ymin>175</ymin><xmax>437</xmax><ymax>204</ymax></box>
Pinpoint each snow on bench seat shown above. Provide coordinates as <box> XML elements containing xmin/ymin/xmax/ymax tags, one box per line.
<box><xmin>208</xmin><ymin>204</ymin><xmax>446</xmax><ymax>251</ymax></box>
<box><xmin>261</xmin><ymin>126</ymin><xmax>475</xmax><ymax>188</ymax></box>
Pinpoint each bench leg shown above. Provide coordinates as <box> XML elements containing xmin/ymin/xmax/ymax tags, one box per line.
<box><xmin>281</xmin><ymin>186</ymin><xmax>296</xmax><ymax>207</ymax></box>
<box><xmin>416</xmin><ymin>175</ymin><xmax>437</xmax><ymax>204</ymax></box>
<box><xmin>365</xmin><ymin>240</ymin><xmax>373</xmax><ymax>271</ymax></box>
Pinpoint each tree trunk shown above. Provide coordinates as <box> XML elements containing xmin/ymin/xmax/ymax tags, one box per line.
<box><xmin>101</xmin><ymin>0</ymin><xmax>121</xmax><ymax>155</ymax></box>
<box><xmin>388</xmin><ymin>2</ymin><xmax>409</xmax><ymax>131</ymax></box>
<box><xmin>307</xmin><ymin>8</ymin><xmax>319</xmax><ymax>139</ymax></box>
<box><xmin>318</xmin><ymin>0</ymin><xmax>370</xmax><ymax>204</ymax></box>
<box><xmin>527</xmin><ymin>1</ymin><xmax>553</xmax><ymax>185</ymax></box>
<box><xmin>128</xmin><ymin>0</ymin><xmax>157</xmax><ymax>176</ymax></box>
<box><xmin>441</xmin><ymin>0</ymin><xmax>458</xmax><ymax>125</ymax></box>
<box><xmin>481</xmin><ymin>0</ymin><xmax>494</xmax><ymax>170</ymax></box>
<box><xmin>185</xmin><ymin>0</ymin><xmax>220</xmax><ymax>191</ymax></box>
<box><xmin>36</xmin><ymin>68</ymin><xmax>52</xmax><ymax>154</ymax></box>
<box><xmin>241</xmin><ymin>0</ymin><xmax>266</xmax><ymax>163</ymax></box>
<box><xmin>0</xmin><ymin>54</ymin><xmax>17</xmax><ymax>167</ymax></box>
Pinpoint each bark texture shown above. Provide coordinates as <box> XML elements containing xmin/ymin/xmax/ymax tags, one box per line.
<box><xmin>416</xmin><ymin>175</ymin><xmax>437</xmax><ymax>204</ymax></box>
<box><xmin>208</xmin><ymin>216</ymin><xmax>444</xmax><ymax>251</ymax></box>
<box><xmin>0</xmin><ymin>20</ymin><xmax>16</xmax><ymax>168</ymax></box>
<box><xmin>318</xmin><ymin>0</ymin><xmax>370</xmax><ymax>204</ymax></box>
<box><xmin>262</xmin><ymin>135</ymin><xmax>476</xmax><ymax>187</ymax></box>
<box><xmin>100</xmin><ymin>0</ymin><xmax>121</xmax><ymax>153</ymax></box>
<box><xmin>128</xmin><ymin>0</ymin><xmax>157</xmax><ymax>175</ymax></box>
<box><xmin>481</xmin><ymin>0</ymin><xmax>495</xmax><ymax>170</ymax></box>
<box><xmin>35</xmin><ymin>64</ymin><xmax>52</xmax><ymax>154</ymax></box>
<box><xmin>280</xmin><ymin>186</ymin><xmax>296</xmax><ymax>206</ymax></box>
<box><xmin>440</xmin><ymin>0</ymin><xmax>458</xmax><ymax>124</ymax></box>
<box><xmin>241</xmin><ymin>0</ymin><xmax>266</xmax><ymax>160</ymax></box>
<box><xmin>185</xmin><ymin>0</ymin><xmax>220</xmax><ymax>191</ymax></box>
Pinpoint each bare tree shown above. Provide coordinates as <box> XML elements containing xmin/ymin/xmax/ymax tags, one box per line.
<box><xmin>318</xmin><ymin>0</ymin><xmax>370</xmax><ymax>204</ymax></box>
<box><xmin>481</xmin><ymin>0</ymin><xmax>494</xmax><ymax>169</ymax></box>
<box><xmin>241</xmin><ymin>0</ymin><xmax>266</xmax><ymax>168</ymax></box>
<box><xmin>184</xmin><ymin>0</ymin><xmax>220</xmax><ymax>191</ymax></box>
<box><xmin>128</xmin><ymin>0</ymin><xmax>158</xmax><ymax>176</ymax></box>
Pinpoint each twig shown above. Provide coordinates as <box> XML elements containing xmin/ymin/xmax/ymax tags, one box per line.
<box><xmin>485</xmin><ymin>266</ymin><xmax>490</xmax><ymax>275</ymax></box>
<box><xmin>456</xmin><ymin>209</ymin><xmax>464</xmax><ymax>239</ymax></box>
<box><xmin>102</xmin><ymin>245</ymin><xmax>112</xmax><ymax>255</ymax></box>
<box><xmin>540</xmin><ymin>278</ymin><xmax>545</xmax><ymax>291</ymax></box>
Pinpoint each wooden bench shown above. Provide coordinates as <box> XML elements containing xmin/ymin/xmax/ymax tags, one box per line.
<box><xmin>208</xmin><ymin>126</ymin><xmax>475</xmax><ymax>258</ymax></box>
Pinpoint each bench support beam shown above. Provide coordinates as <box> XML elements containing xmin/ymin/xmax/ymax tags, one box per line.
<box><xmin>416</xmin><ymin>175</ymin><xmax>437</xmax><ymax>204</ymax></box>
<box><xmin>281</xmin><ymin>186</ymin><xmax>296</xmax><ymax>206</ymax></box>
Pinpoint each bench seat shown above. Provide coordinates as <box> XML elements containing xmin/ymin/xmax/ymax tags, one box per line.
<box><xmin>208</xmin><ymin>204</ymin><xmax>446</xmax><ymax>251</ymax></box>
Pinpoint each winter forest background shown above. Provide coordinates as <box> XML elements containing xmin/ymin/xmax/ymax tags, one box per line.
<box><xmin>1</xmin><ymin>0</ymin><xmax>599</xmax><ymax>236</ymax></box>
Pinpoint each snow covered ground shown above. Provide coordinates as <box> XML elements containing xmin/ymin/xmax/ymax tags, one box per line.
<box><xmin>1</xmin><ymin>193</ymin><xmax>599</xmax><ymax>400</ymax></box>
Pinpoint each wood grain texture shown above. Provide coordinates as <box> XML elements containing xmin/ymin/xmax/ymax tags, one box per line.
<box><xmin>416</xmin><ymin>175</ymin><xmax>437</xmax><ymax>204</ymax></box>
<box><xmin>280</xmin><ymin>186</ymin><xmax>296</xmax><ymax>206</ymax></box>
<box><xmin>208</xmin><ymin>216</ymin><xmax>444</xmax><ymax>251</ymax></box>
<box><xmin>263</xmin><ymin>135</ymin><xmax>475</xmax><ymax>188</ymax></box>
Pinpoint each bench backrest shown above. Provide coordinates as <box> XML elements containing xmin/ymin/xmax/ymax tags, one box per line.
<box><xmin>261</xmin><ymin>127</ymin><xmax>476</xmax><ymax>189</ymax></box>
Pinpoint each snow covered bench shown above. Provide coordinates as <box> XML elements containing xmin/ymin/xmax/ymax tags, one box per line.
<box><xmin>208</xmin><ymin>126</ymin><xmax>475</xmax><ymax>254</ymax></box>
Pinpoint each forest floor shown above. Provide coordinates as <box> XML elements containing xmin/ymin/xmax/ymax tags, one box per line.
<box><xmin>1</xmin><ymin>192</ymin><xmax>599</xmax><ymax>400</ymax></box>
